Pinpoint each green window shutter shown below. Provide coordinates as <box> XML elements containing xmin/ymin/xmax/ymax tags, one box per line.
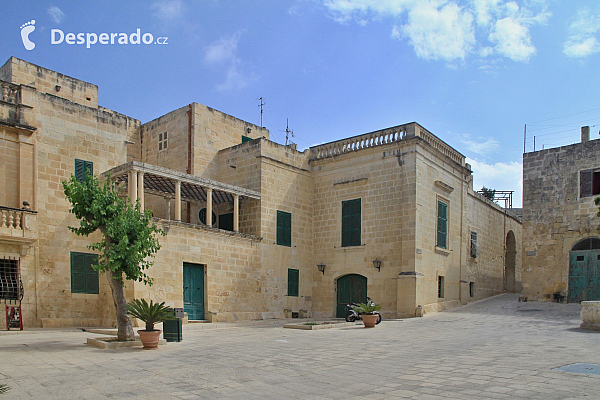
<box><xmin>342</xmin><ymin>199</ymin><xmax>361</xmax><ymax>247</ymax></box>
<box><xmin>85</xmin><ymin>254</ymin><xmax>99</xmax><ymax>294</ymax></box>
<box><xmin>288</xmin><ymin>268</ymin><xmax>299</xmax><ymax>297</ymax></box>
<box><xmin>75</xmin><ymin>159</ymin><xmax>93</xmax><ymax>182</ymax></box>
<box><xmin>71</xmin><ymin>252</ymin><xmax>86</xmax><ymax>293</ymax></box>
<box><xmin>437</xmin><ymin>201</ymin><xmax>448</xmax><ymax>249</ymax></box>
<box><xmin>277</xmin><ymin>211</ymin><xmax>291</xmax><ymax>247</ymax></box>
<box><xmin>580</xmin><ymin>169</ymin><xmax>593</xmax><ymax>198</ymax></box>
<box><xmin>242</xmin><ymin>135</ymin><xmax>252</xmax><ymax>143</ymax></box>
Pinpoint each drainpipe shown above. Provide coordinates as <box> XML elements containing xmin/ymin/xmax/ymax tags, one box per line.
<box><xmin>186</xmin><ymin>104</ymin><xmax>193</xmax><ymax>223</ymax></box>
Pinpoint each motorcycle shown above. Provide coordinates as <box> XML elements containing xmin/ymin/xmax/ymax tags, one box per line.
<box><xmin>345</xmin><ymin>297</ymin><xmax>382</xmax><ymax>324</ymax></box>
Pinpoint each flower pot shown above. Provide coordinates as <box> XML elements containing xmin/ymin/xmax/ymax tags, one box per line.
<box><xmin>138</xmin><ymin>329</ymin><xmax>161</xmax><ymax>349</ymax></box>
<box><xmin>362</xmin><ymin>314</ymin><xmax>379</xmax><ymax>328</ymax></box>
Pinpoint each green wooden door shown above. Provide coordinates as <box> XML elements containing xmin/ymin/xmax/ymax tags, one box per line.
<box><xmin>183</xmin><ymin>263</ymin><xmax>205</xmax><ymax>320</ymax></box>
<box><xmin>336</xmin><ymin>274</ymin><xmax>367</xmax><ymax>317</ymax></box>
<box><xmin>569</xmin><ymin>251</ymin><xmax>600</xmax><ymax>302</ymax></box>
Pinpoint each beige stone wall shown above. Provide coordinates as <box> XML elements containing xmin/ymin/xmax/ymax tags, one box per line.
<box><xmin>310</xmin><ymin>141</ymin><xmax>417</xmax><ymax>319</ymax></box>
<box><xmin>522</xmin><ymin>139</ymin><xmax>600</xmax><ymax>301</ymax></box>
<box><xmin>1</xmin><ymin>57</ymin><xmax>98</xmax><ymax>108</ymax></box>
<box><xmin>465</xmin><ymin>190</ymin><xmax>522</xmax><ymax>301</ymax></box>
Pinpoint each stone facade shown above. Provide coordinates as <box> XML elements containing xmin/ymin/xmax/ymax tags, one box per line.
<box><xmin>522</xmin><ymin>130</ymin><xmax>600</xmax><ymax>302</ymax></box>
<box><xmin>0</xmin><ymin>57</ymin><xmax>522</xmax><ymax>329</ymax></box>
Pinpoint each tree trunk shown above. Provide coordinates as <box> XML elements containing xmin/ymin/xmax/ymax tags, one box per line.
<box><xmin>107</xmin><ymin>272</ymin><xmax>135</xmax><ymax>341</ymax></box>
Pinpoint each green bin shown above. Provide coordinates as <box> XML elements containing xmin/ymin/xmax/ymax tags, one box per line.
<box><xmin>163</xmin><ymin>308</ymin><xmax>183</xmax><ymax>342</ymax></box>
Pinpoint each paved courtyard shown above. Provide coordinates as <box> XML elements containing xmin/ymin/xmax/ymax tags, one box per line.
<box><xmin>1</xmin><ymin>294</ymin><xmax>599</xmax><ymax>399</ymax></box>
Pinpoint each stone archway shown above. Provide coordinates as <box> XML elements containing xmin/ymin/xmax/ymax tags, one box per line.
<box><xmin>335</xmin><ymin>274</ymin><xmax>367</xmax><ymax>318</ymax></box>
<box><xmin>504</xmin><ymin>230</ymin><xmax>516</xmax><ymax>292</ymax></box>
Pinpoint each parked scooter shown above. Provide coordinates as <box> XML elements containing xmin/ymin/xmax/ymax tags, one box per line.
<box><xmin>345</xmin><ymin>297</ymin><xmax>382</xmax><ymax>324</ymax></box>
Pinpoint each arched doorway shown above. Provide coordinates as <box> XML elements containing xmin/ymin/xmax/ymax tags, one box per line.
<box><xmin>504</xmin><ymin>230</ymin><xmax>516</xmax><ymax>292</ymax></box>
<box><xmin>568</xmin><ymin>237</ymin><xmax>600</xmax><ymax>303</ymax></box>
<box><xmin>336</xmin><ymin>274</ymin><xmax>367</xmax><ymax>318</ymax></box>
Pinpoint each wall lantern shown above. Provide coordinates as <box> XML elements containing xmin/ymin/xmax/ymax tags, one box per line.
<box><xmin>55</xmin><ymin>85</ymin><xmax>61</xmax><ymax>92</ymax></box>
<box><xmin>372</xmin><ymin>258</ymin><xmax>382</xmax><ymax>271</ymax></box>
<box><xmin>317</xmin><ymin>263</ymin><xmax>326</xmax><ymax>275</ymax></box>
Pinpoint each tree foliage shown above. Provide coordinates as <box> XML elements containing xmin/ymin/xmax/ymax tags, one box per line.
<box><xmin>481</xmin><ymin>186</ymin><xmax>496</xmax><ymax>201</ymax></box>
<box><xmin>62</xmin><ymin>173</ymin><xmax>165</xmax><ymax>285</ymax></box>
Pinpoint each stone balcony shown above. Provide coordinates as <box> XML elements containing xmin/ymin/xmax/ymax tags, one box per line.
<box><xmin>0</xmin><ymin>206</ymin><xmax>38</xmax><ymax>255</ymax></box>
<box><xmin>0</xmin><ymin>80</ymin><xmax>36</xmax><ymax>132</ymax></box>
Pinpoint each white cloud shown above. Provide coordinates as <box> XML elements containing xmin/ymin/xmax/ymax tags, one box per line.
<box><xmin>563</xmin><ymin>9</ymin><xmax>600</xmax><ymax>58</ymax></box>
<box><xmin>205</xmin><ymin>33</ymin><xmax>255</xmax><ymax>91</ymax></box>
<box><xmin>489</xmin><ymin>17</ymin><xmax>536</xmax><ymax>62</ymax></box>
<box><xmin>47</xmin><ymin>6</ymin><xmax>65</xmax><ymax>24</ymax></box>
<box><xmin>467</xmin><ymin>157</ymin><xmax>523</xmax><ymax>207</ymax></box>
<box><xmin>460</xmin><ymin>137</ymin><xmax>500</xmax><ymax>155</ymax></box>
<box><xmin>151</xmin><ymin>0</ymin><xmax>184</xmax><ymax>23</ymax></box>
<box><xmin>322</xmin><ymin>0</ymin><xmax>550</xmax><ymax>63</ymax></box>
<box><xmin>401</xmin><ymin>1</ymin><xmax>475</xmax><ymax>61</ymax></box>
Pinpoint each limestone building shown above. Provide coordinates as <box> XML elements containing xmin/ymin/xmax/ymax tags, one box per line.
<box><xmin>0</xmin><ymin>57</ymin><xmax>522</xmax><ymax>328</ymax></box>
<box><xmin>522</xmin><ymin>127</ymin><xmax>600</xmax><ymax>302</ymax></box>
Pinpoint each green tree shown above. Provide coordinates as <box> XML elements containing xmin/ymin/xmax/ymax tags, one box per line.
<box><xmin>481</xmin><ymin>186</ymin><xmax>496</xmax><ymax>201</ymax></box>
<box><xmin>63</xmin><ymin>173</ymin><xmax>165</xmax><ymax>341</ymax></box>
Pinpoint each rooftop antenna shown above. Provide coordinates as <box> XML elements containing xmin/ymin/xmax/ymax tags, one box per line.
<box><xmin>285</xmin><ymin>118</ymin><xmax>294</xmax><ymax>146</ymax></box>
<box><xmin>258</xmin><ymin>97</ymin><xmax>266</xmax><ymax>128</ymax></box>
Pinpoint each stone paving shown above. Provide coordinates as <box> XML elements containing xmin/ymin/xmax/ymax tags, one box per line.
<box><xmin>1</xmin><ymin>294</ymin><xmax>599</xmax><ymax>399</ymax></box>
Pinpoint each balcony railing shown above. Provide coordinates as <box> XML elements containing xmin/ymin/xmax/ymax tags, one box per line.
<box><xmin>0</xmin><ymin>206</ymin><xmax>38</xmax><ymax>252</ymax></box>
<box><xmin>309</xmin><ymin>122</ymin><xmax>465</xmax><ymax>166</ymax></box>
<box><xmin>0</xmin><ymin>82</ymin><xmax>19</xmax><ymax>105</ymax></box>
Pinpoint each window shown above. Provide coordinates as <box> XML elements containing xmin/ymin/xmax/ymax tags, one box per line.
<box><xmin>0</xmin><ymin>258</ymin><xmax>21</xmax><ymax>300</ymax></box>
<box><xmin>71</xmin><ymin>252</ymin><xmax>99</xmax><ymax>294</ymax></box>
<box><xmin>469</xmin><ymin>282</ymin><xmax>475</xmax><ymax>297</ymax></box>
<box><xmin>199</xmin><ymin>208</ymin><xmax>216</xmax><ymax>226</ymax></box>
<box><xmin>438</xmin><ymin>276</ymin><xmax>445</xmax><ymax>298</ymax></box>
<box><xmin>437</xmin><ymin>200</ymin><xmax>448</xmax><ymax>249</ymax></box>
<box><xmin>287</xmin><ymin>268</ymin><xmax>299</xmax><ymax>297</ymax></box>
<box><xmin>580</xmin><ymin>169</ymin><xmax>600</xmax><ymax>198</ymax></box>
<box><xmin>158</xmin><ymin>131</ymin><xmax>168</xmax><ymax>150</ymax></box>
<box><xmin>242</xmin><ymin>135</ymin><xmax>252</xmax><ymax>143</ymax></box>
<box><xmin>342</xmin><ymin>199</ymin><xmax>361</xmax><ymax>247</ymax></box>
<box><xmin>277</xmin><ymin>211</ymin><xmax>292</xmax><ymax>247</ymax></box>
<box><xmin>219</xmin><ymin>213</ymin><xmax>234</xmax><ymax>232</ymax></box>
<box><xmin>74</xmin><ymin>159</ymin><xmax>93</xmax><ymax>182</ymax></box>
<box><xmin>470</xmin><ymin>231</ymin><xmax>478</xmax><ymax>258</ymax></box>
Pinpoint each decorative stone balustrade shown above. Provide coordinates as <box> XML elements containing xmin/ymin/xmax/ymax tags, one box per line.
<box><xmin>0</xmin><ymin>82</ymin><xmax>19</xmax><ymax>104</ymax></box>
<box><xmin>309</xmin><ymin>122</ymin><xmax>465</xmax><ymax>166</ymax></box>
<box><xmin>0</xmin><ymin>206</ymin><xmax>37</xmax><ymax>255</ymax></box>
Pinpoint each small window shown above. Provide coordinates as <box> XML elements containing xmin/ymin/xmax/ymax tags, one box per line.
<box><xmin>158</xmin><ymin>131</ymin><xmax>168</xmax><ymax>151</ymax></box>
<box><xmin>0</xmin><ymin>258</ymin><xmax>21</xmax><ymax>300</ymax></box>
<box><xmin>277</xmin><ymin>211</ymin><xmax>292</xmax><ymax>247</ymax></box>
<box><xmin>287</xmin><ymin>268</ymin><xmax>299</xmax><ymax>297</ymax></box>
<box><xmin>242</xmin><ymin>135</ymin><xmax>252</xmax><ymax>143</ymax></box>
<box><xmin>470</xmin><ymin>231</ymin><xmax>478</xmax><ymax>258</ymax></box>
<box><xmin>580</xmin><ymin>169</ymin><xmax>600</xmax><ymax>198</ymax></box>
<box><xmin>577</xmin><ymin>255</ymin><xmax>585</xmax><ymax>262</ymax></box>
<box><xmin>74</xmin><ymin>159</ymin><xmax>93</xmax><ymax>182</ymax></box>
<box><xmin>342</xmin><ymin>199</ymin><xmax>361</xmax><ymax>247</ymax></box>
<box><xmin>469</xmin><ymin>282</ymin><xmax>475</xmax><ymax>297</ymax></box>
<box><xmin>71</xmin><ymin>252</ymin><xmax>99</xmax><ymax>294</ymax></box>
<box><xmin>219</xmin><ymin>213</ymin><xmax>234</xmax><ymax>232</ymax></box>
<box><xmin>438</xmin><ymin>276</ymin><xmax>445</xmax><ymax>298</ymax></box>
<box><xmin>437</xmin><ymin>200</ymin><xmax>448</xmax><ymax>249</ymax></box>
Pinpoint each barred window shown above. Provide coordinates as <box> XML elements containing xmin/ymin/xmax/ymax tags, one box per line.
<box><xmin>0</xmin><ymin>258</ymin><xmax>22</xmax><ymax>300</ymax></box>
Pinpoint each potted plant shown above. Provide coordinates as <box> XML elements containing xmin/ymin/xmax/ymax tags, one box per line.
<box><xmin>126</xmin><ymin>299</ymin><xmax>175</xmax><ymax>349</ymax></box>
<box><xmin>352</xmin><ymin>302</ymin><xmax>382</xmax><ymax>328</ymax></box>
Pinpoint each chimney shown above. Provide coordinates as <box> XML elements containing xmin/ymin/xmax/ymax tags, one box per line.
<box><xmin>582</xmin><ymin>126</ymin><xmax>590</xmax><ymax>143</ymax></box>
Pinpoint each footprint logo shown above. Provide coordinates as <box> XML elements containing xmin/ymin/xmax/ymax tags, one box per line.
<box><xmin>20</xmin><ymin>20</ymin><xmax>36</xmax><ymax>50</ymax></box>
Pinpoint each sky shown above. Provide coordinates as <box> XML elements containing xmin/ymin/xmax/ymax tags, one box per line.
<box><xmin>3</xmin><ymin>1</ymin><xmax>600</xmax><ymax>208</ymax></box>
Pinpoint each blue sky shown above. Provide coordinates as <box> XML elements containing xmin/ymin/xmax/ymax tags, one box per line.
<box><xmin>3</xmin><ymin>1</ymin><xmax>600</xmax><ymax>207</ymax></box>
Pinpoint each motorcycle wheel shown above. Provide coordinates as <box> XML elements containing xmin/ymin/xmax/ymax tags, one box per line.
<box><xmin>345</xmin><ymin>312</ymin><xmax>356</xmax><ymax>322</ymax></box>
<box><xmin>376</xmin><ymin>314</ymin><xmax>382</xmax><ymax>325</ymax></box>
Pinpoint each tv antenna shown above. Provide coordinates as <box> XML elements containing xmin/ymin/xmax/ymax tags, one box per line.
<box><xmin>258</xmin><ymin>97</ymin><xmax>265</xmax><ymax>128</ymax></box>
<box><xmin>284</xmin><ymin>118</ymin><xmax>294</xmax><ymax>146</ymax></box>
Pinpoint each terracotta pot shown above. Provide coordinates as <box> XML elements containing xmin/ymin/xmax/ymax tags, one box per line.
<box><xmin>362</xmin><ymin>314</ymin><xmax>378</xmax><ymax>328</ymax></box>
<box><xmin>138</xmin><ymin>329</ymin><xmax>161</xmax><ymax>349</ymax></box>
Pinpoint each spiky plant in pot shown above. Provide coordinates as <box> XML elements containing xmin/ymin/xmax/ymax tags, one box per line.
<box><xmin>126</xmin><ymin>299</ymin><xmax>174</xmax><ymax>331</ymax></box>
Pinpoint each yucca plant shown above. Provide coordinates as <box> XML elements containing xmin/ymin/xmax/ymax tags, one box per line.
<box><xmin>0</xmin><ymin>384</ymin><xmax>10</xmax><ymax>394</ymax></box>
<box><xmin>352</xmin><ymin>302</ymin><xmax>382</xmax><ymax>315</ymax></box>
<box><xmin>126</xmin><ymin>299</ymin><xmax>175</xmax><ymax>331</ymax></box>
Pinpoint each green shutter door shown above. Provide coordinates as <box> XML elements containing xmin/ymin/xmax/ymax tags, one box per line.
<box><xmin>569</xmin><ymin>251</ymin><xmax>600</xmax><ymax>302</ymax></box>
<box><xmin>342</xmin><ymin>199</ymin><xmax>361</xmax><ymax>247</ymax></box>
<box><xmin>85</xmin><ymin>254</ymin><xmax>99</xmax><ymax>294</ymax></box>
<box><xmin>437</xmin><ymin>201</ymin><xmax>447</xmax><ymax>248</ymax></box>
<box><xmin>288</xmin><ymin>268</ymin><xmax>299</xmax><ymax>297</ymax></box>
<box><xmin>336</xmin><ymin>274</ymin><xmax>367</xmax><ymax>318</ymax></box>
<box><xmin>183</xmin><ymin>263</ymin><xmax>205</xmax><ymax>320</ymax></box>
<box><xmin>71</xmin><ymin>253</ymin><xmax>86</xmax><ymax>293</ymax></box>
